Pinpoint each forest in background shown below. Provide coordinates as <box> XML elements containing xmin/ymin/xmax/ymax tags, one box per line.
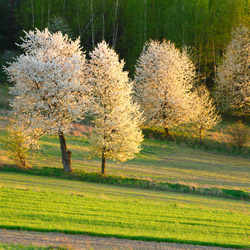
<box><xmin>1</xmin><ymin>0</ymin><xmax>250</xmax><ymax>88</ymax></box>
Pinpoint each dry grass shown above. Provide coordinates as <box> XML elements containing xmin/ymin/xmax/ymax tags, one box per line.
<box><xmin>69</xmin><ymin>123</ymin><xmax>92</xmax><ymax>137</ymax></box>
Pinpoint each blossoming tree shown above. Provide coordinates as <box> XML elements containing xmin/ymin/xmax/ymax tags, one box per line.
<box><xmin>216</xmin><ymin>26</ymin><xmax>250</xmax><ymax>115</ymax></box>
<box><xmin>88</xmin><ymin>41</ymin><xmax>144</xmax><ymax>175</ymax></box>
<box><xmin>4</xmin><ymin>29</ymin><xmax>88</xmax><ymax>172</ymax></box>
<box><xmin>134</xmin><ymin>40</ymin><xmax>197</xmax><ymax>136</ymax></box>
<box><xmin>193</xmin><ymin>85</ymin><xmax>221</xmax><ymax>144</ymax></box>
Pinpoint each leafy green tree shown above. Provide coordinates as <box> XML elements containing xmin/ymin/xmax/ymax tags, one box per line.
<box><xmin>3</xmin><ymin>0</ymin><xmax>250</xmax><ymax>90</ymax></box>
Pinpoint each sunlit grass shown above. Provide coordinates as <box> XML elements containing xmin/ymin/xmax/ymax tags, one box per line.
<box><xmin>27</xmin><ymin>135</ymin><xmax>250</xmax><ymax>192</ymax></box>
<box><xmin>0</xmin><ymin>172</ymin><xmax>250</xmax><ymax>248</ymax></box>
<box><xmin>1</xmin><ymin>126</ymin><xmax>250</xmax><ymax>192</ymax></box>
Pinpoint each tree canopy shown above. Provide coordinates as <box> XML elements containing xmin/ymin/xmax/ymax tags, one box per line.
<box><xmin>88</xmin><ymin>41</ymin><xmax>143</xmax><ymax>175</ymax></box>
<box><xmin>216</xmin><ymin>26</ymin><xmax>250</xmax><ymax>116</ymax></box>
<box><xmin>134</xmin><ymin>40</ymin><xmax>197</xmax><ymax>134</ymax></box>
<box><xmin>4</xmin><ymin>28</ymin><xmax>89</xmax><ymax>172</ymax></box>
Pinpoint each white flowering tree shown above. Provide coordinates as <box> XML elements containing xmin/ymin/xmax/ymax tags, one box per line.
<box><xmin>88</xmin><ymin>41</ymin><xmax>144</xmax><ymax>175</ymax></box>
<box><xmin>134</xmin><ymin>40</ymin><xmax>197</xmax><ymax>136</ymax></box>
<box><xmin>4</xmin><ymin>29</ymin><xmax>88</xmax><ymax>172</ymax></box>
<box><xmin>193</xmin><ymin>85</ymin><xmax>221</xmax><ymax>144</ymax></box>
<box><xmin>216</xmin><ymin>26</ymin><xmax>250</xmax><ymax>115</ymax></box>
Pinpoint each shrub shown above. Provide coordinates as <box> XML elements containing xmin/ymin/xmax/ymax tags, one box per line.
<box><xmin>2</xmin><ymin>128</ymin><xmax>31</xmax><ymax>168</ymax></box>
<box><xmin>1</xmin><ymin>117</ymin><xmax>40</xmax><ymax>168</ymax></box>
<box><xmin>228</xmin><ymin>121</ymin><xmax>250</xmax><ymax>148</ymax></box>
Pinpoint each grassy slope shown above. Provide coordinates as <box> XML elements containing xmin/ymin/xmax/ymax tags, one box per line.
<box><xmin>0</xmin><ymin>172</ymin><xmax>250</xmax><ymax>248</ymax></box>
<box><xmin>9</xmin><ymin>133</ymin><xmax>249</xmax><ymax>192</ymax></box>
<box><xmin>0</xmin><ymin>83</ymin><xmax>249</xmax><ymax>192</ymax></box>
<box><xmin>0</xmin><ymin>87</ymin><xmax>250</xmax><ymax>248</ymax></box>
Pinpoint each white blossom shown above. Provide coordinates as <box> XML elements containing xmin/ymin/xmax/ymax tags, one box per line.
<box><xmin>216</xmin><ymin>26</ymin><xmax>250</xmax><ymax>115</ymax></box>
<box><xmin>193</xmin><ymin>85</ymin><xmax>221</xmax><ymax>143</ymax></box>
<box><xmin>4</xmin><ymin>28</ymin><xmax>89</xmax><ymax>135</ymax></box>
<box><xmin>87</xmin><ymin>41</ymin><xmax>143</xmax><ymax>174</ymax></box>
<box><xmin>134</xmin><ymin>40</ymin><xmax>197</xmax><ymax>132</ymax></box>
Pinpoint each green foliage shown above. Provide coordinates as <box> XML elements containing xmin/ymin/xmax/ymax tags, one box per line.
<box><xmin>2</xmin><ymin>0</ymin><xmax>250</xmax><ymax>85</ymax></box>
<box><xmin>228</xmin><ymin>121</ymin><xmax>250</xmax><ymax>149</ymax></box>
<box><xmin>48</xmin><ymin>16</ymin><xmax>73</xmax><ymax>38</ymax></box>
<box><xmin>143</xmin><ymin>122</ymin><xmax>250</xmax><ymax>158</ymax></box>
<box><xmin>1</xmin><ymin>128</ymin><xmax>30</xmax><ymax>168</ymax></box>
<box><xmin>142</xmin><ymin>127</ymin><xmax>169</xmax><ymax>141</ymax></box>
<box><xmin>0</xmin><ymin>85</ymin><xmax>10</xmax><ymax>110</ymax></box>
<box><xmin>0</xmin><ymin>50</ymin><xmax>19</xmax><ymax>84</ymax></box>
<box><xmin>0</xmin><ymin>173</ymin><xmax>250</xmax><ymax>248</ymax></box>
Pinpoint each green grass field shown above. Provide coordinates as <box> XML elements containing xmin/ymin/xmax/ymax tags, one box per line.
<box><xmin>0</xmin><ymin>172</ymin><xmax>250</xmax><ymax>248</ymax></box>
<box><xmin>1</xmin><ymin>113</ymin><xmax>250</xmax><ymax>248</ymax></box>
<box><xmin>2</xmin><ymin>131</ymin><xmax>247</xmax><ymax>192</ymax></box>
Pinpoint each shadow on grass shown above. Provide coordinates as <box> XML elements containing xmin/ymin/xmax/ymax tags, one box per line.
<box><xmin>1</xmin><ymin>164</ymin><xmax>250</xmax><ymax>202</ymax></box>
<box><xmin>0</xmin><ymin>225</ymin><xmax>248</xmax><ymax>249</ymax></box>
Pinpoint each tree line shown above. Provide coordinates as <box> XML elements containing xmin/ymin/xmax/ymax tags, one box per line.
<box><xmin>1</xmin><ymin>0</ymin><xmax>250</xmax><ymax>87</ymax></box>
<box><xmin>4</xmin><ymin>29</ymin><xmax>221</xmax><ymax>174</ymax></box>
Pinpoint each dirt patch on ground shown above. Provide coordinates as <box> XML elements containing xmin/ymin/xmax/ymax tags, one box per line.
<box><xmin>0</xmin><ymin>229</ymin><xmax>241</xmax><ymax>250</ymax></box>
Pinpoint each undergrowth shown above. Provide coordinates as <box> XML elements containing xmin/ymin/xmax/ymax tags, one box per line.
<box><xmin>143</xmin><ymin>125</ymin><xmax>250</xmax><ymax>158</ymax></box>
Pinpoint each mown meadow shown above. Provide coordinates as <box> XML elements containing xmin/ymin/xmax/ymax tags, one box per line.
<box><xmin>0</xmin><ymin>172</ymin><xmax>250</xmax><ymax>248</ymax></box>
<box><xmin>1</xmin><ymin>1</ymin><xmax>250</xmax><ymax>248</ymax></box>
<box><xmin>1</xmin><ymin>129</ymin><xmax>249</xmax><ymax>192</ymax></box>
<box><xmin>1</xmin><ymin>121</ymin><xmax>250</xmax><ymax>248</ymax></box>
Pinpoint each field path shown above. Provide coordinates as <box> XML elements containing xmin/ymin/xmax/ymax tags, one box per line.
<box><xmin>0</xmin><ymin>229</ymin><xmax>241</xmax><ymax>250</ymax></box>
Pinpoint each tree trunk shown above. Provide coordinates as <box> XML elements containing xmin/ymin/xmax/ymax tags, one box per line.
<box><xmin>101</xmin><ymin>151</ymin><xmax>106</xmax><ymax>175</ymax></box>
<box><xmin>90</xmin><ymin>0</ymin><xmax>95</xmax><ymax>48</ymax></box>
<box><xmin>199</xmin><ymin>128</ymin><xmax>203</xmax><ymax>145</ymax></box>
<box><xmin>102</xmin><ymin>0</ymin><xmax>105</xmax><ymax>40</ymax></box>
<box><xmin>144</xmin><ymin>0</ymin><xmax>147</xmax><ymax>41</ymax></box>
<box><xmin>77</xmin><ymin>0</ymin><xmax>82</xmax><ymax>38</ymax></box>
<box><xmin>112</xmin><ymin>0</ymin><xmax>119</xmax><ymax>48</ymax></box>
<box><xmin>63</xmin><ymin>0</ymin><xmax>66</xmax><ymax>17</ymax></box>
<box><xmin>48</xmin><ymin>1</ymin><xmax>51</xmax><ymax>24</ymax></box>
<box><xmin>9</xmin><ymin>0</ymin><xmax>14</xmax><ymax>44</ymax></box>
<box><xmin>31</xmin><ymin>0</ymin><xmax>35</xmax><ymax>29</ymax></box>
<box><xmin>19</xmin><ymin>155</ymin><xmax>27</xmax><ymax>168</ymax></box>
<box><xmin>41</xmin><ymin>0</ymin><xmax>44</xmax><ymax>28</ymax></box>
<box><xmin>164</xmin><ymin>127</ymin><xmax>170</xmax><ymax>137</ymax></box>
<box><xmin>182</xmin><ymin>0</ymin><xmax>185</xmax><ymax>46</ymax></box>
<box><xmin>59</xmin><ymin>133</ymin><xmax>72</xmax><ymax>173</ymax></box>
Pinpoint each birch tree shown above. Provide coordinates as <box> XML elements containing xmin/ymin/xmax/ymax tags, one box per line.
<box><xmin>90</xmin><ymin>0</ymin><xmax>95</xmax><ymax>48</ymax></box>
<box><xmin>88</xmin><ymin>41</ymin><xmax>143</xmax><ymax>175</ymax></box>
<box><xmin>112</xmin><ymin>0</ymin><xmax>119</xmax><ymax>48</ymax></box>
<box><xmin>193</xmin><ymin>85</ymin><xmax>221</xmax><ymax>144</ymax></box>
<box><xmin>134</xmin><ymin>40</ymin><xmax>197</xmax><ymax>136</ymax></box>
<box><xmin>31</xmin><ymin>0</ymin><xmax>35</xmax><ymax>29</ymax></box>
<box><xmin>4</xmin><ymin>29</ymin><xmax>89</xmax><ymax>172</ymax></box>
<box><xmin>216</xmin><ymin>26</ymin><xmax>250</xmax><ymax>115</ymax></box>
